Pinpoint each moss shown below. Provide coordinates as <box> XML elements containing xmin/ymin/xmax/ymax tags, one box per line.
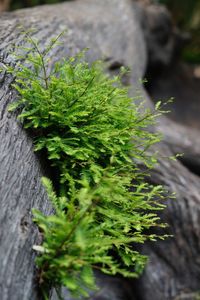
<box><xmin>7</xmin><ymin>31</ymin><xmax>169</xmax><ymax>299</ymax></box>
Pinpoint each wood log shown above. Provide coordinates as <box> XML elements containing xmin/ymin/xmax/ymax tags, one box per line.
<box><xmin>0</xmin><ymin>0</ymin><xmax>11</xmax><ymax>12</ymax></box>
<box><xmin>0</xmin><ymin>1</ymin><xmax>145</xmax><ymax>299</ymax></box>
<box><xmin>0</xmin><ymin>1</ymin><xmax>200</xmax><ymax>299</ymax></box>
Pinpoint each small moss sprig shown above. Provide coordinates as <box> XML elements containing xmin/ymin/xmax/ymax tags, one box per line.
<box><xmin>7</xmin><ymin>32</ymin><xmax>169</xmax><ymax>299</ymax></box>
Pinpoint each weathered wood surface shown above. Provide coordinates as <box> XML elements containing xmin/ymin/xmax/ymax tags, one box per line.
<box><xmin>0</xmin><ymin>1</ymin><xmax>200</xmax><ymax>300</ymax></box>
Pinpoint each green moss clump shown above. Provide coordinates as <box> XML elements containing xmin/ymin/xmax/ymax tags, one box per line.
<box><xmin>8</xmin><ymin>32</ymin><xmax>169</xmax><ymax>299</ymax></box>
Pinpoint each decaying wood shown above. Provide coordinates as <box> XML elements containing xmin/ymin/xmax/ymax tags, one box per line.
<box><xmin>0</xmin><ymin>1</ymin><xmax>200</xmax><ymax>299</ymax></box>
<box><xmin>0</xmin><ymin>0</ymin><xmax>11</xmax><ymax>12</ymax></box>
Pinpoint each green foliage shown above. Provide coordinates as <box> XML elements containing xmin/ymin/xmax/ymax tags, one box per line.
<box><xmin>7</xmin><ymin>32</ymin><xmax>169</xmax><ymax>299</ymax></box>
<box><xmin>157</xmin><ymin>0</ymin><xmax>199</xmax><ymax>28</ymax></box>
<box><xmin>157</xmin><ymin>0</ymin><xmax>200</xmax><ymax>63</ymax></box>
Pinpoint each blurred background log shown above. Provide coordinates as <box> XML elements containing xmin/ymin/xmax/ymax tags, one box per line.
<box><xmin>0</xmin><ymin>0</ymin><xmax>11</xmax><ymax>12</ymax></box>
<box><xmin>0</xmin><ymin>1</ymin><xmax>200</xmax><ymax>299</ymax></box>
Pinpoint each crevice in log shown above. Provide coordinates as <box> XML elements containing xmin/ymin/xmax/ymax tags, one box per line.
<box><xmin>177</xmin><ymin>156</ymin><xmax>200</xmax><ymax>178</ymax></box>
<box><xmin>35</xmin><ymin>148</ymin><xmax>60</xmax><ymax>194</ymax></box>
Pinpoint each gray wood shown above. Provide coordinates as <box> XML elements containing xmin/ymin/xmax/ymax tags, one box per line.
<box><xmin>0</xmin><ymin>1</ymin><xmax>200</xmax><ymax>300</ymax></box>
<box><xmin>0</xmin><ymin>1</ymin><xmax>145</xmax><ymax>299</ymax></box>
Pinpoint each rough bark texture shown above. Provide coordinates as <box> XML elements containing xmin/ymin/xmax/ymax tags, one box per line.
<box><xmin>0</xmin><ymin>1</ymin><xmax>200</xmax><ymax>300</ymax></box>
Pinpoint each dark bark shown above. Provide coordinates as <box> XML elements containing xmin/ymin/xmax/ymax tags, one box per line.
<box><xmin>0</xmin><ymin>1</ymin><xmax>200</xmax><ymax>300</ymax></box>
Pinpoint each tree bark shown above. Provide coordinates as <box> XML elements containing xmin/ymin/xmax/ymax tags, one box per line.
<box><xmin>0</xmin><ymin>0</ymin><xmax>11</xmax><ymax>12</ymax></box>
<box><xmin>0</xmin><ymin>1</ymin><xmax>200</xmax><ymax>300</ymax></box>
